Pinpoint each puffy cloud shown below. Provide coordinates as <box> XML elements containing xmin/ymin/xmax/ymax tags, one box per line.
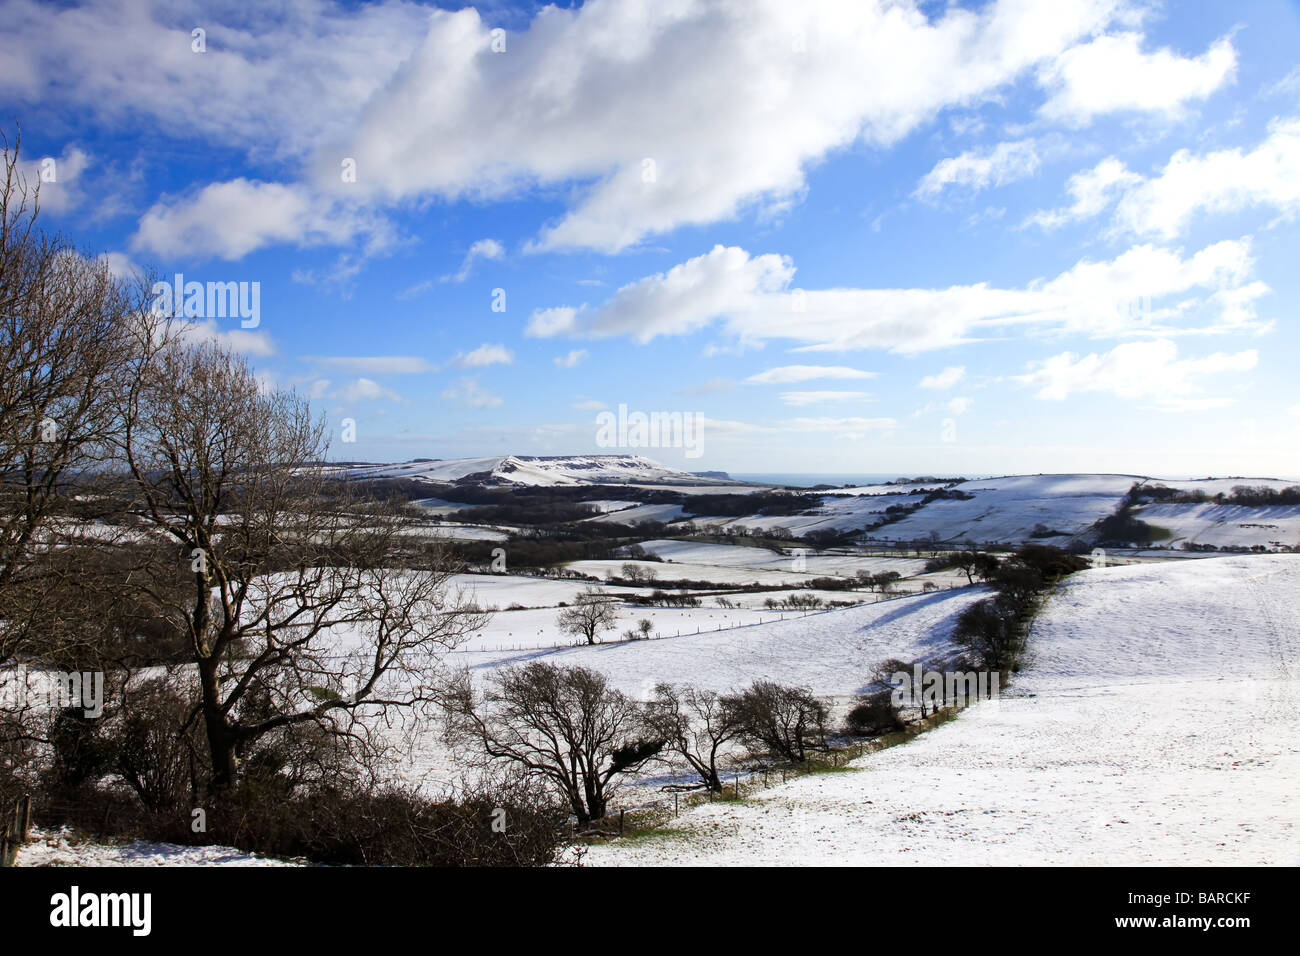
<box><xmin>1016</xmin><ymin>339</ymin><xmax>1257</xmax><ymax>410</ymax></box>
<box><xmin>1112</xmin><ymin>118</ymin><xmax>1300</xmax><ymax>239</ymax></box>
<box><xmin>441</xmin><ymin>377</ymin><xmax>502</xmax><ymax>408</ymax></box>
<box><xmin>919</xmin><ymin>366</ymin><xmax>966</xmax><ymax>389</ymax></box>
<box><xmin>339</xmin><ymin>377</ymin><xmax>404</xmax><ymax>404</ymax></box>
<box><xmin>1024</xmin><ymin>157</ymin><xmax>1142</xmax><ymax>229</ymax></box>
<box><xmin>779</xmin><ymin>390</ymin><xmax>873</xmax><ymax>406</ymax></box>
<box><xmin>1038</xmin><ymin>32</ymin><xmax>1236</xmax><ymax>125</ymax></box>
<box><xmin>306</xmin><ymin>356</ymin><xmax>434</xmax><ymax>375</ymax></box>
<box><xmin>915</xmin><ymin>139</ymin><xmax>1040</xmax><ymax>199</ymax></box>
<box><xmin>945</xmin><ymin>396</ymin><xmax>974</xmax><ymax>415</ymax></box>
<box><xmin>19</xmin><ymin>145</ymin><xmax>91</xmax><ymax>214</ymax></box>
<box><xmin>444</xmin><ymin>238</ymin><xmax>504</xmax><ymax>283</ymax></box>
<box><xmin>175</xmin><ymin>319</ymin><xmax>276</xmax><ymax>358</ymax></box>
<box><xmin>554</xmin><ymin>349</ymin><xmax>589</xmax><ymax>368</ymax></box>
<box><xmin>332</xmin><ymin>0</ymin><xmax>1121</xmax><ymax>252</ymax></box>
<box><xmin>24</xmin><ymin>0</ymin><xmax>1132</xmax><ymax>257</ymax></box>
<box><xmin>526</xmin><ymin>306</ymin><xmax>578</xmax><ymax>338</ymax></box>
<box><xmin>532</xmin><ymin>239</ymin><xmax>1267</xmax><ymax>352</ymax></box>
<box><xmin>453</xmin><ymin>343</ymin><xmax>513</xmax><ymax>368</ymax></box>
<box><xmin>132</xmin><ymin>179</ymin><xmax>387</xmax><ymax>261</ymax></box>
<box><xmin>746</xmin><ymin>365</ymin><xmax>876</xmax><ymax>384</ymax></box>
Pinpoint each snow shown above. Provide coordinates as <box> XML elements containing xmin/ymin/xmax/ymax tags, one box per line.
<box><xmin>1134</xmin><ymin>502</ymin><xmax>1300</xmax><ymax>549</ymax></box>
<box><xmin>454</xmin><ymin>586</ymin><xmax>986</xmax><ymax>699</ymax></box>
<box><xmin>15</xmin><ymin>828</ymin><xmax>300</xmax><ymax>867</ymax></box>
<box><xmin>585</xmin><ymin>554</ymin><xmax>1300</xmax><ymax>865</ymax></box>
<box><xmin>381</xmin><ymin>587</ymin><xmax>988</xmax><ymax>790</ymax></box>
<box><xmin>338</xmin><ymin>455</ymin><xmax>731</xmax><ymax>488</ymax></box>
<box><xmin>585</xmin><ymin>503</ymin><xmax>687</xmax><ymax>524</ymax></box>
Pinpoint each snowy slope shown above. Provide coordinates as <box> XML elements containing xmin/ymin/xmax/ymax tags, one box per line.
<box><xmin>587</xmin><ymin>555</ymin><xmax>1300</xmax><ymax>865</ymax></box>
<box><xmin>338</xmin><ymin>455</ymin><xmax>737</xmax><ymax>487</ymax></box>
<box><xmin>452</xmin><ymin>587</ymin><xmax>986</xmax><ymax>699</ymax></box>
<box><xmin>1133</xmin><ymin>502</ymin><xmax>1300</xmax><ymax>549</ymax></box>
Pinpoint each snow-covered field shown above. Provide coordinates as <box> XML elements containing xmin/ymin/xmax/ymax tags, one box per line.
<box><xmin>1134</xmin><ymin>502</ymin><xmax>1300</xmax><ymax>549</ymax></box>
<box><xmin>586</xmin><ymin>554</ymin><xmax>1300</xmax><ymax>865</ymax></box>
<box><xmin>585</xmin><ymin>502</ymin><xmax>688</xmax><ymax>524</ymax></box>
<box><xmin>379</xmin><ymin>587</ymin><xmax>989</xmax><ymax>791</ymax></box>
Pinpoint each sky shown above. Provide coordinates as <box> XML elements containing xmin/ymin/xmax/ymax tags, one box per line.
<box><xmin>4</xmin><ymin>0</ymin><xmax>1300</xmax><ymax>478</ymax></box>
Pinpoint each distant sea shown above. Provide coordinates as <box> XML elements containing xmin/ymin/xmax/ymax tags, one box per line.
<box><xmin>730</xmin><ymin>472</ymin><xmax>967</xmax><ymax>488</ymax></box>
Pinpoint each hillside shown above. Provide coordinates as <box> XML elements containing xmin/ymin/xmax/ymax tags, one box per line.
<box><xmin>585</xmin><ymin>554</ymin><xmax>1300</xmax><ymax>865</ymax></box>
<box><xmin>337</xmin><ymin>455</ymin><xmax>741</xmax><ymax>487</ymax></box>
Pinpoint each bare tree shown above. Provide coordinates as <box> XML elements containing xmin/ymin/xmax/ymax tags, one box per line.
<box><xmin>0</xmin><ymin>131</ymin><xmax>137</xmax><ymax>667</ymax></box>
<box><xmin>111</xmin><ymin>331</ymin><xmax>488</xmax><ymax>792</ymax></box>
<box><xmin>445</xmin><ymin>661</ymin><xmax>662</xmax><ymax>824</ymax></box>
<box><xmin>727</xmin><ymin>680</ymin><xmax>828</xmax><ymax>763</ymax></box>
<box><xmin>644</xmin><ymin>683</ymin><xmax>742</xmax><ymax>792</ymax></box>
<box><xmin>556</xmin><ymin>586</ymin><xmax>619</xmax><ymax>645</ymax></box>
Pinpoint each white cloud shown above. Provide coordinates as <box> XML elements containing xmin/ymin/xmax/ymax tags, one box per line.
<box><xmin>442</xmin><ymin>377</ymin><xmax>502</xmax><ymax>408</ymax></box>
<box><xmin>915</xmin><ymin>140</ymin><xmax>1040</xmax><ymax>199</ymax></box>
<box><xmin>1038</xmin><ymin>32</ymin><xmax>1236</xmax><ymax>126</ymax></box>
<box><xmin>1111</xmin><ymin>118</ymin><xmax>1300</xmax><ymax>239</ymax></box>
<box><xmin>919</xmin><ymin>366</ymin><xmax>966</xmax><ymax>389</ymax></box>
<box><xmin>132</xmin><ymin>179</ymin><xmax>387</xmax><ymax>261</ymax></box>
<box><xmin>746</xmin><ymin>365</ymin><xmax>876</xmax><ymax>385</ymax></box>
<box><xmin>1025</xmin><ymin>157</ymin><xmax>1142</xmax><ymax>229</ymax></box>
<box><xmin>533</xmin><ymin>239</ymin><xmax>1267</xmax><ymax>352</ymax></box>
<box><xmin>781</xmin><ymin>416</ymin><xmax>897</xmax><ymax>441</ymax></box>
<box><xmin>526</xmin><ymin>306</ymin><xmax>578</xmax><ymax>338</ymax></box>
<box><xmin>444</xmin><ymin>238</ymin><xmax>504</xmax><ymax>283</ymax></box>
<box><xmin>571</xmin><ymin>399</ymin><xmax>607</xmax><ymax>411</ymax></box>
<box><xmin>453</xmin><ymin>343</ymin><xmax>513</xmax><ymax>368</ymax></box>
<box><xmin>0</xmin><ymin>0</ymin><xmax>428</xmax><ymax>158</ymax></box>
<box><xmin>176</xmin><ymin>319</ymin><xmax>275</xmax><ymax>358</ymax></box>
<box><xmin>20</xmin><ymin>145</ymin><xmax>91</xmax><ymax>214</ymax></box>
<box><xmin>337</xmin><ymin>0</ymin><xmax>1121</xmax><ymax>253</ymax></box>
<box><xmin>30</xmin><ymin>0</ymin><xmax>1131</xmax><ymax>258</ymax></box>
<box><xmin>554</xmin><ymin>349</ymin><xmax>589</xmax><ymax>369</ymax></box>
<box><xmin>98</xmin><ymin>250</ymin><xmax>141</xmax><ymax>280</ymax></box>
<box><xmin>339</xmin><ymin>377</ymin><xmax>404</xmax><ymax>404</ymax></box>
<box><xmin>308</xmin><ymin>356</ymin><xmax>434</xmax><ymax>375</ymax></box>
<box><xmin>779</xmin><ymin>390</ymin><xmax>873</xmax><ymax>406</ymax></box>
<box><xmin>1016</xmin><ymin>339</ymin><xmax>1257</xmax><ymax>410</ymax></box>
<box><xmin>946</xmin><ymin>396</ymin><xmax>974</xmax><ymax>415</ymax></box>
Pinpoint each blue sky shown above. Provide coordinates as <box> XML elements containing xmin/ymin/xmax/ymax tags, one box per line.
<box><xmin>5</xmin><ymin>0</ymin><xmax>1300</xmax><ymax>477</ymax></box>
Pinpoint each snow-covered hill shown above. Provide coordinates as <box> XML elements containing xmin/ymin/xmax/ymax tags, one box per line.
<box><xmin>587</xmin><ymin>554</ymin><xmax>1300</xmax><ymax>866</ymax></box>
<box><xmin>336</xmin><ymin>455</ymin><xmax>737</xmax><ymax>487</ymax></box>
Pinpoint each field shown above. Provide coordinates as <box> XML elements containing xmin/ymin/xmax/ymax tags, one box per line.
<box><xmin>583</xmin><ymin>555</ymin><xmax>1300</xmax><ymax>865</ymax></box>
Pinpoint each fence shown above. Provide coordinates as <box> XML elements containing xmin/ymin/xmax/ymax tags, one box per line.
<box><xmin>0</xmin><ymin>794</ymin><xmax>32</xmax><ymax>867</ymax></box>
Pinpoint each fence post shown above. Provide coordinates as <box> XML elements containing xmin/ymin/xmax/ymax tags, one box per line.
<box><xmin>20</xmin><ymin>794</ymin><xmax>31</xmax><ymax>839</ymax></box>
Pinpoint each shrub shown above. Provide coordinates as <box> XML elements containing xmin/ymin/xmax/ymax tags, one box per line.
<box><xmin>845</xmin><ymin>691</ymin><xmax>905</xmax><ymax>736</ymax></box>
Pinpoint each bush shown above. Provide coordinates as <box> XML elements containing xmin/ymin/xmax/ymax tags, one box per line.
<box><xmin>203</xmin><ymin>779</ymin><xmax>573</xmax><ymax>866</ymax></box>
<box><xmin>845</xmin><ymin>691</ymin><xmax>904</xmax><ymax>736</ymax></box>
<box><xmin>952</xmin><ymin>597</ymin><xmax>1019</xmax><ymax>670</ymax></box>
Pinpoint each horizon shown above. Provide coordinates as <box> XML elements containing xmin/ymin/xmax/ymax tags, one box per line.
<box><xmin>327</xmin><ymin>451</ymin><xmax>1300</xmax><ymax>485</ymax></box>
<box><xmin>6</xmin><ymin>0</ymin><xmax>1300</xmax><ymax>477</ymax></box>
